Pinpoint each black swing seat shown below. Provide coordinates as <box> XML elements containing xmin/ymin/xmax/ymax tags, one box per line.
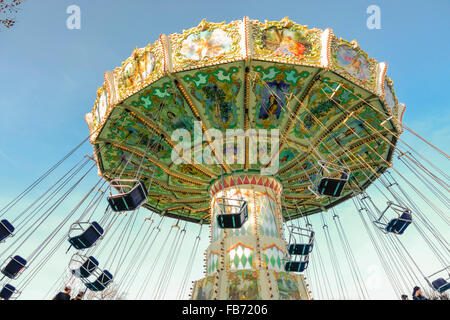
<box><xmin>108</xmin><ymin>180</ymin><xmax>148</xmax><ymax>212</ymax></box>
<box><xmin>431</xmin><ymin>278</ymin><xmax>450</xmax><ymax>294</ymax></box>
<box><xmin>0</xmin><ymin>284</ymin><xmax>16</xmax><ymax>300</ymax></box>
<box><xmin>385</xmin><ymin>211</ymin><xmax>412</xmax><ymax>235</ymax></box>
<box><xmin>317</xmin><ymin>170</ymin><xmax>349</xmax><ymax>197</ymax></box>
<box><xmin>288</xmin><ymin>243</ymin><xmax>313</xmax><ymax>256</ymax></box>
<box><xmin>85</xmin><ymin>270</ymin><xmax>113</xmax><ymax>292</ymax></box>
<box><xmin>0</xmin><ymin>219</ymin><xmax>14</xmax><ymax>242</ymax></box>
<box><xmin>285</xmin><ymin>260</ymin><xmax>309</xmax><ymax>273</ymax></box>
<box><xmin>309</xmin><ymin>161</ymin><xmax>350</xmax><ymax>198</ymax></box>
<box><xmin>71</xmin><ymin>256</ymin><xmax>99</xmax><ymax>278</ymax></box>
<box><xmin>217</xmin><ymin>201</ymin><xmax>248</xmax><ymax>229</ymax></box>
<box><xmin>68</xmin><ymin>222</ymin><xmax>104</xmax><ymax>250</ymax></box>
<box><xmin>286</xmin><ymin>227</ymin><xmax>315</xmax><ymax>256</ymax></box>
<box><xmin>1</xmin><ymin>255</ymin><xmax>27</xmax><ymax>279</ymax></box>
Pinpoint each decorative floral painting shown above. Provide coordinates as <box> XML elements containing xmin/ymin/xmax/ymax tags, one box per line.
<box><xmin>139</xmin><ymin>51</ymin><xmax>155</xmax><ymax>80</ymax></box>
<box><xmin>181</xmin><ymin>29</ymin><xmax>232</xmax><ymax>61</ymax></box>
<box><xmin>261</xmin><ymin>27</ymin><xmax>312</xmax><ymax>59</ymax></box>
<box><xmin>335</xmin><ymin>45</ymin><xmax>371</xmax><ymax>82</ymax></box>
<box><xmin>96</xmin><ymin>88</ymin><xmax>108</xmax><ymax>123</ymax></box>
<box><xmin>384</xmin><ymin>80</ymin><xmax>396</xmax><ymax>111</ymax></box>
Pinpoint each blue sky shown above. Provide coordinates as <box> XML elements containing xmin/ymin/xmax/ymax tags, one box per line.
<box><xmin>0</xmin><ymin>0</ymin><xmax>449</xmax><ymax>300</ymax></box>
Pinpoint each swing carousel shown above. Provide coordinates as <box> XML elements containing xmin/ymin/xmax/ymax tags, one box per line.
<box><xmin>0</xmin><ymin>17</ymin><xmax>448</xmax><ymax>301</ymax></box>
<box><xmin>82</xmin><ymin>17</ymin><xmax>406</xmax><ymax>300</ymax></box>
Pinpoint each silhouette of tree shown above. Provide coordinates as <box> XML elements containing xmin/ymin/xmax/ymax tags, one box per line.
<box><xmin>0</xmin><ymin>0</ymin><xmax>25</xmax><ymax>30</ymax></box>
<box><xmin>84</xmin><ymin>284</ymin><xmax>127</xmax><ymax>300</ymax></box>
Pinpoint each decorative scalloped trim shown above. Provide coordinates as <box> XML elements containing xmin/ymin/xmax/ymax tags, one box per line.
<box><xmin>320</xmin><ymin>28</ymin><xmax>332</xmax><ymax>68</ymax></box>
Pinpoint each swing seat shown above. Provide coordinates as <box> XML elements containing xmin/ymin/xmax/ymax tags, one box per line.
<box><xmin>217</xmin><ymin>202</ymin><xmax>248</xmax><ymax>229</ymax></box>
<box><xmin>288</xmin><ymin>243</ymin><xmax>313</xmax><ymax>255</ymax></box>
<box><xmin>68</xmin><ymin>222</ymin><xmax>104</xmax><ymax>250</ymax></box>
<box><xmin>0</xmin><ymin>284</ymin><xmax>16</xmax><ymax>300</ymax></box>
<box><xmin>431</xmin><ymin>278</ymin><xmax>450</xmax><ymax>294</ymax></box>
<box><xmin>317</xmin><ymin>173</ymin><xmax>348</xmax><ymax>197</ymax></box>
<box><xmin>385</xmin><ymin>211</ymin><xmax>412</xmax><ymax>235</ymax></box>
<box><xmin>285</xmin><ymin>260</ymin><xmax>309</xmax><ymax>273</ymax></box>
<box><xmin>108</xmin><ymin>181</ymin><xmax>148</xmax><ymax>212</ymax></box>
<box><xmin>311</xmin><ymin>161</ymin><xmax>350</xmax><ymax>198</ymax></box>
<box><xmin>1</xmin><ymin>255</ymin><xmax>27</xmax><ymax>279</ymax></box>
<box><xmin>85</xmin><ymin>270</ymin><xmax>113</xmax><ymax>292</ymax></box>
<box><xmin>71</xmin><ymin>256</ymin><xmax>99</xmax><ymax>278</ymax></box>
<box><xmin>0</xmin><ymin>219</ymin><xmax>14</xmax><ymax>242</ymax></box>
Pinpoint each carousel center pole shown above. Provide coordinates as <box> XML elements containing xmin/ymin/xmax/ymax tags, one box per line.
<box><xmin>191</xmin><ymin>174</ymin><xmax>310</xmax><ymax>300</ymax></box>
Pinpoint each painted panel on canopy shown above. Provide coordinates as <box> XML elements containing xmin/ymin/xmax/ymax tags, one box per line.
<box><xmin>247</xmin><ymin>134</ymin><xmax>279</xmax><ymax>172</ymax></box>
<box><xmin>317</xmin><ymin>104</ymin><xmax>394</xmax><ymax>158</ymax></box>
<box><xmin>125</xmin><ymin>80</ymin><xmax>224</xmax><ymax>179</ymax></box>
<box><xmin>179</xmin><ymin>63</ymin><xmax>244</xmax><ymax>131</ymax></box>
<box><xmin>291</xmin><ymin>74</ymin><xmax>369</xmax><ymax>143</ymax></box>
<box><xmin>278</xmin><ymin>158</ymin><xmax>315</xmax><ymax>181</ymax></box>
<box><xmin>190</xmin><ymin>140</ymin><xmax>223</xmax><ymax>176</ymax></box>
<box><xmin>383</xmin><ymin>77</ymin><xmax>398</xmax><ymax>114</ymax></box>
<box><xmin>173</xmin><ymin>163</ymin><xmax>212</xmax><ymax>181</ymax></box>
<box><xmin>99</xmin><ymin>109</ymin><xmax>170</xmax><ymax>157</ymax></box>
<box><xmin>249</xmin><ymin>63</ymin><xmax>315</xmax><ymax>131</ymax></box>
<box><xmin>170</xmin><ymin>19</ymin><xmax>243</xmax><ymax>72</ymax></box>
<box><xmin>339</xmin><ymin>136</ymin><xmax>391</xmax><ymax>165</ymax></box>
<box><xmin>251</xmin><ymin>17</ymin><xmax>322</xmax><ymax>66</ymax></box>
<box><xmin>113</xmin><ymin>40</ymin><xmax>165</xmax><ymax>102</ymax></box>
<box><xmin>99</xmin><ymin>143</ymin><xmax>166</xmax><ymax>180</ymax></box>
<box><xmin>125</xmin><ymin>79</ymin><xmax>197</xmax><ymax>137</ymax></box>
<box><xmin>91</xmin><ymin>85</ymin><xmax>110</xmax><ymax>132</ymax></box>
<box><xmin>221</xmin><ymin>136</ymin><xmax>245</xmax><ymax>172</ymax></box>
<box><xmin>278</xmin><ymin>145</ymin><xmax>303</xmax><ymax>170</ymax></box>
<box><xmin>329</xmin><ymin>37</ymin><xmax>378</xmax><ymax>93</ymax></box>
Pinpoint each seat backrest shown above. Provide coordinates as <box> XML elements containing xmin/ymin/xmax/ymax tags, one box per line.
<box><xmin>80</xmin><ymin>222</ymin><xmax>104</xmax><ymax>244</ymax></box>
<box><xmin>0</xmin><ymin>219</ymin><xmax>14</xmax><ymax>233</ymax></box>
<box><xmin>127</xmin><ymin>182</ymin><xmax>148</xmax><ymax>207</ymax></box>
<box><xmin>2</xmin><ymin>255</ymin><xmax>27</xmax><ymax>278</ymax></box>
<box><xmin>217</xmin><ymin>212</ymin><xmax>245</xmax><ymax>229</ymax></box>
<box><xmin>399</xmin><ymin>211</ymin><xmax>412</xmax><ymax>221</ymax></box>
<box><xmin>0</xmin><ymin>220</ymin><xmax>14</xmax><ymax>242</ymax></box>
<box><xmin>318</xmin><ymin>178</ymin><xmax>345</xmax><ymax>197</ymax></box>
<box><xmin>100</xmin><ymin>270</ymin><xmax>113</xmax><ymax>284</ymax></box>
<box><xmin>0</xmin><ymin>284</ymin><xmax>15</xmax><ymax>300</ymax></box>
<box><xmin>78</xmin><ymin>256</ymin><xmax>99</xmax><ymax>277</ymax></box>
<box><xmin>288</xmin><ymin>244</ymin><xmax>312</xmax><ymax>255</ymax></box>
<box><xmin>432</xmin><ymin>278</ymin><xmax>447</xmax><ymax>290</ymax></box>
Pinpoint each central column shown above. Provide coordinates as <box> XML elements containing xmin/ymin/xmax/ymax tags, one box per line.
<box><xmin>190</xmin><ymin>174</ymin><xmax>310</xmax><ymax>300</ymax></box>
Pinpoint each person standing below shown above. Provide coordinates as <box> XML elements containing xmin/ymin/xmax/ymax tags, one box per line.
<box><xmin>401</xmin><ymin>294</ymin><xmax>409</xmax><ymax>300</ymax></box>
<box><xmin>52</xmin><ymin>286</ymin><xmax>72</xmax><ymax>300</ymax></box>
<box><xmin>412</xmin><ymin>286</ymin><xmax>428</xmax><ymax>300</ymax></box>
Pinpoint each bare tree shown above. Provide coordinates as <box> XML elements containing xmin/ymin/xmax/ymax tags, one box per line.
<box><xmin>84</xmin><ymin>284</ymin><xmax>127</xmax><ymax>300</ymax></box>
<box><xmin>428</xmin><ymin>291</ymin><xmax>449</xmax><ymax>300</ymax></box>
<box><xmin>0</xmin><ymin>0</ymin><xmax>25</xmax><ymax>30</ymax></box>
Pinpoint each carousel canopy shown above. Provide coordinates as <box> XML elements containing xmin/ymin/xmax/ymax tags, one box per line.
<box><xmin>85</xmin><ymin>17</ymin><xmax>405</xmax><ymax>223</ymax></box>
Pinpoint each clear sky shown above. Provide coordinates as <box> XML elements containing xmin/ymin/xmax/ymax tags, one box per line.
<box><xmin>0</xmin><ymin>0</ymin><xmax>449</xmax><ymax>300</ymax></box>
